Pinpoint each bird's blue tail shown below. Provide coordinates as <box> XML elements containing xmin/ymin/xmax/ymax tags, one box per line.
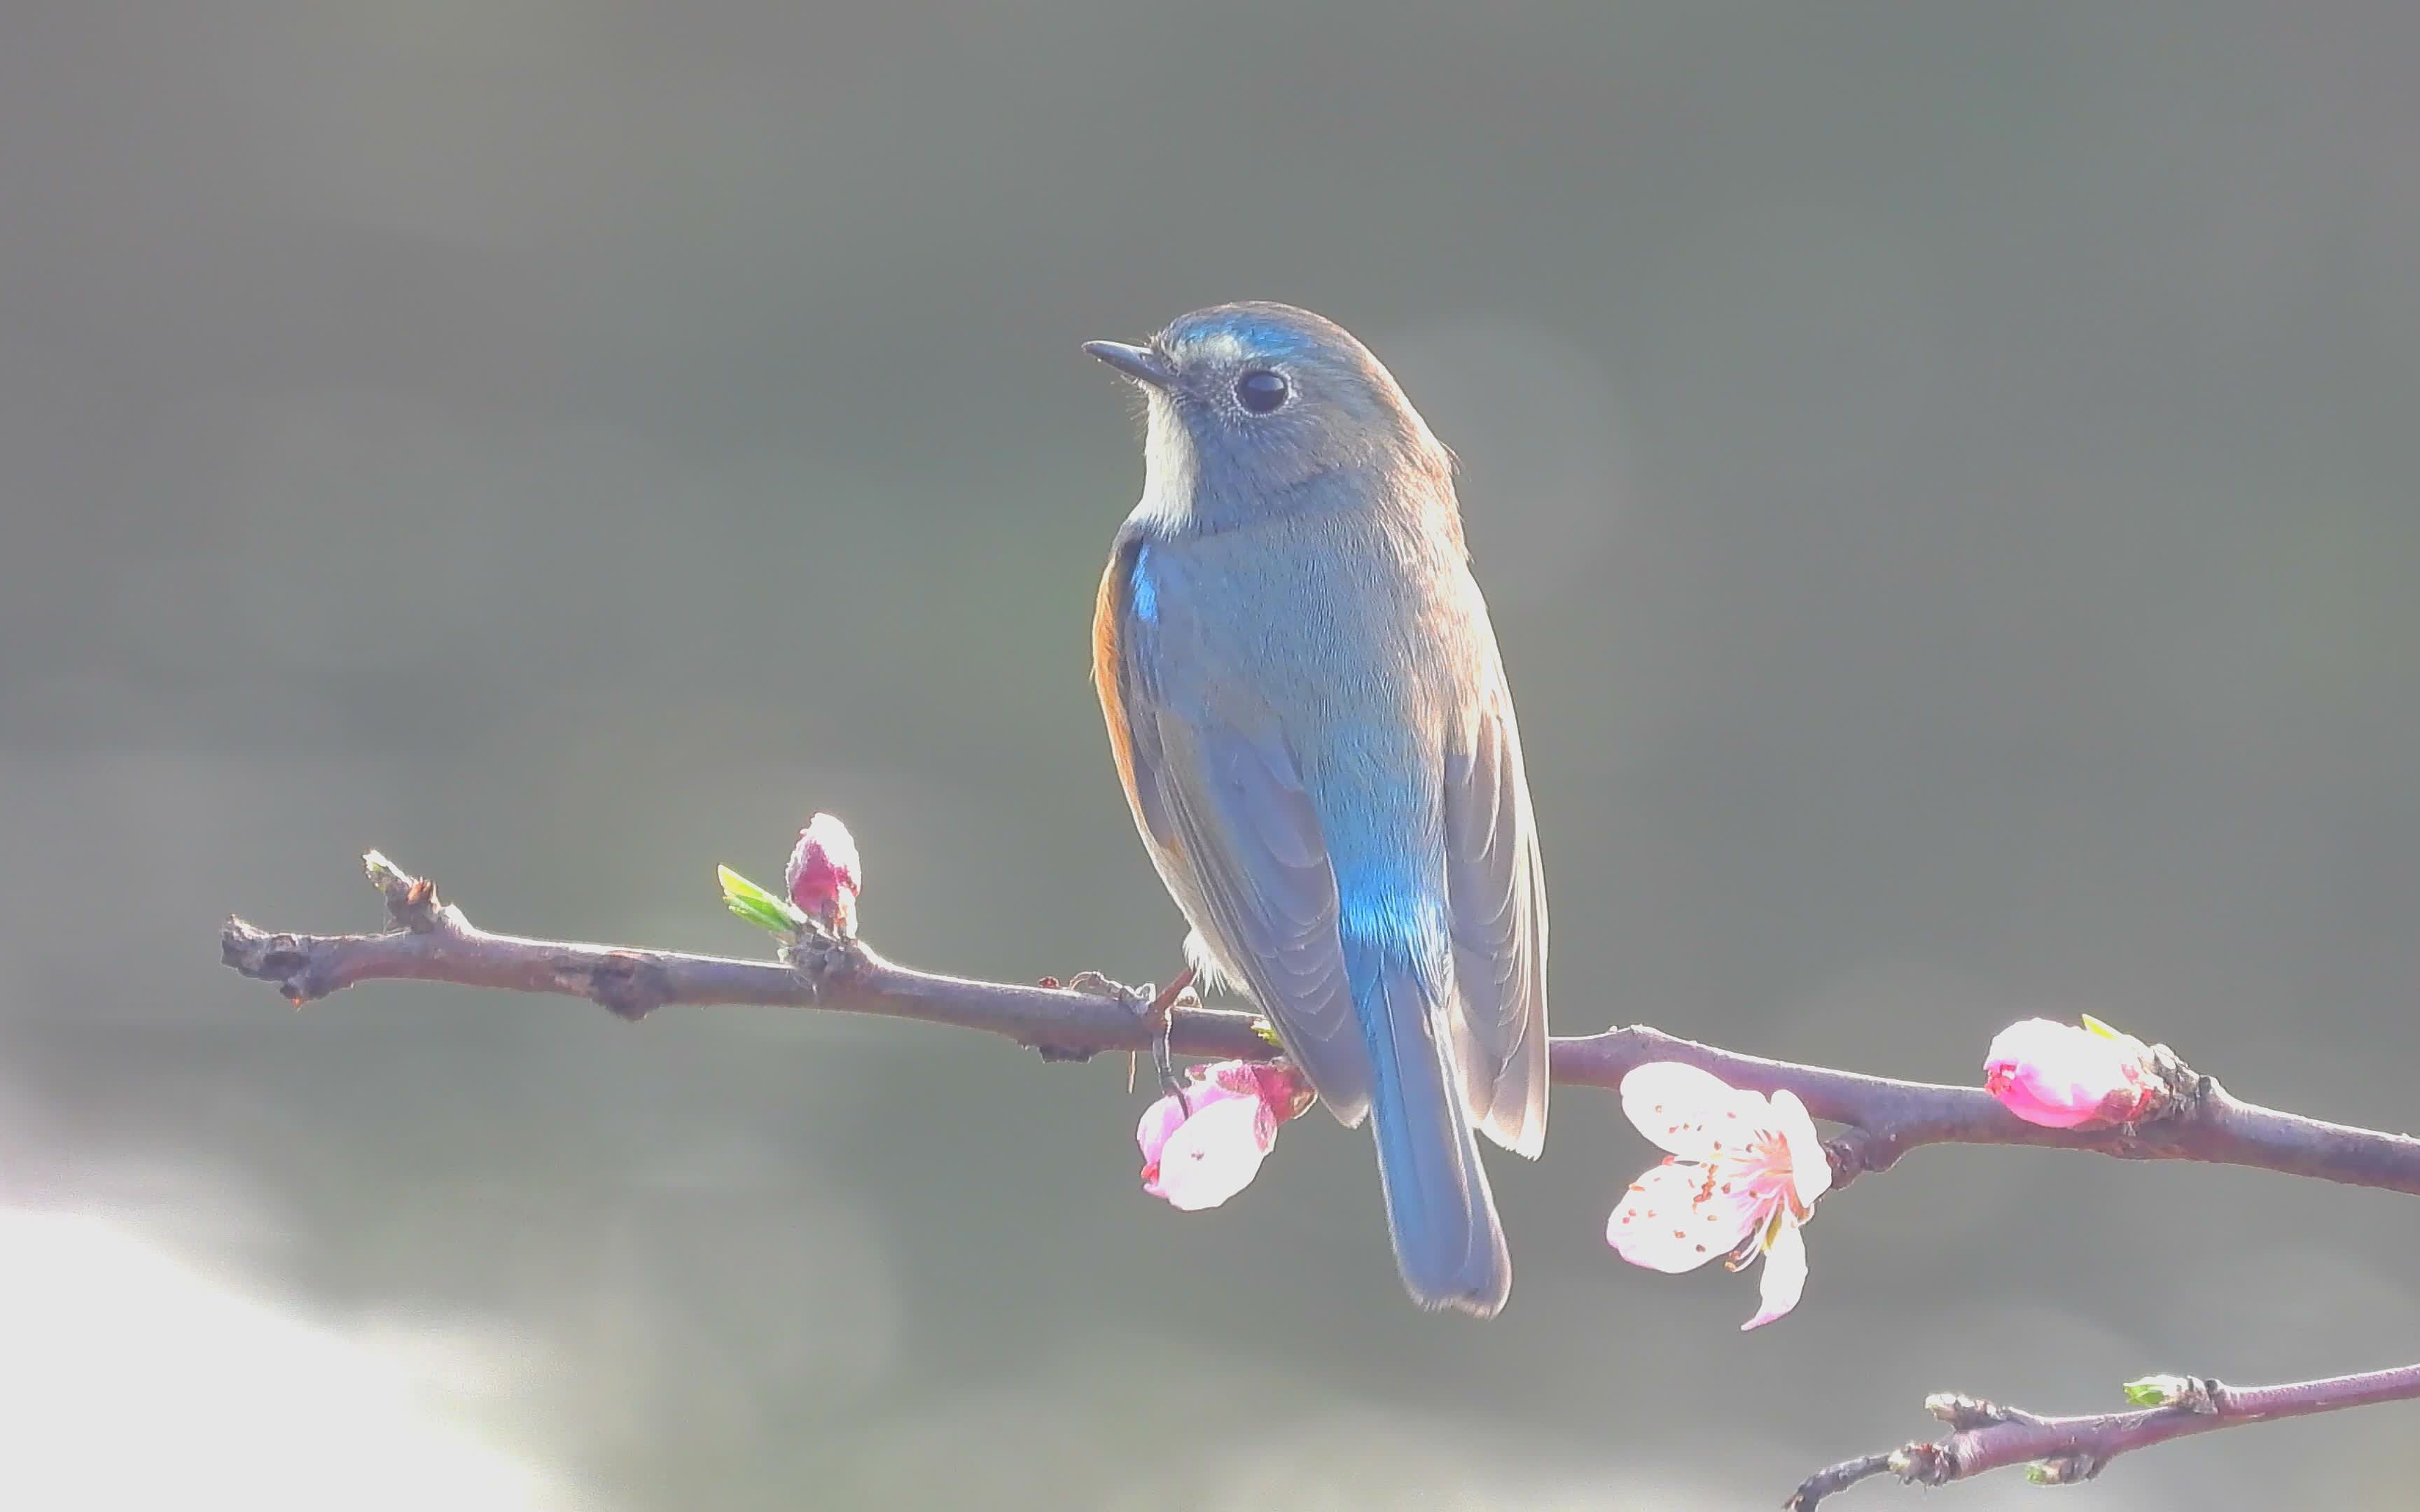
<box><xmin>1347</xmin><ymin>935</ymin><xmax>1512</xmax><ymax>1317</ymax></box>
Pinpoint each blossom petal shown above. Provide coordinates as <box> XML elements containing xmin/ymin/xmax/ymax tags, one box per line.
<box><xmin>1608</xmin><ymin>1163</ymin><xmax>1763</xmax><ymax>1273</ymax></box>
<box><xmin>1620</xmin><ymin>1062</ymin><xmax>1770</xmax><ymax>1160</ymax></box>
<box><xmin>1136</xmin><ymin>1072</ymin><xmax>1260</xmax><ymax>1168</ymax></box>
<box><xmin>1205</xmin><ymin>1060</ymin><xmax>1313</xmax><ymax>1125</ymax></box>
<box><xmin>1769</xmin><ymin>1089</ymin><xmax>1832</xmax><ymax>1206</ymax></box>
<box><xmin>1136</xmin><ymin>1093</ymin><xmax>1188</xmax><ymax>1168</ymax></box>
<box><xmin>1741</xmin><ymin>1218</ymin><xmax>1809</xmax><ymax>1331</ymax></box>
<box><xmin>1984</xmin><ymin>1017</ymin><xmax>2082</xmax><ymax>1069</ymax></box>
<box><xmin>1146</xmin><ymin>1095</ymin><xmax>1272</xmax><ymax>1210</ymax></box>
<box><xmin>1205</xmin><ymin>1060</ymin><xmax>1271</xmax><ymax>1100</ymax></box>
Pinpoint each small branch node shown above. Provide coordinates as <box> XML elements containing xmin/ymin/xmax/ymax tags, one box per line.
<box><xmin>2135</xmin><ymin>1040</ymin><xmax>2202</xmax><ymax>1120</ymax></box>
<box><xmin>587</xmin><ymin>951</ymin><xmax>674</xmax><ymax>1022</ymax></box>
<box><xmin>2026</xmin><ymin>1452</ymin><xmax>2108</xmax><ymax>1485</ymax></box>
<box><xmin>1888</xmin><ymin>1441</ymin><xmax>1952</xmax><ymax>1486</ymax></box>
<box><xmin>779</xmin><ymin>931</ymin><xmax>866</xmax><ymax>1002</ymax></box>
<box><xmin>361</xmin><ymin>850</ymin><xmax>450</xmax><ymax>933</ymax></box>
<box><xmin>1921</xmin><ymin>1392</ymin><xmax>2026</xmax><ymax>1430</ymax></box>
<box><xmin>1823</xmin><ymin>1130</ymin><xmax>1885</xmax><ymax>1189</ymax></box>
<box><xmin>221</xmin><ymin>917</ymin><xmax>324</xmax><ymax>1004</ymax></box>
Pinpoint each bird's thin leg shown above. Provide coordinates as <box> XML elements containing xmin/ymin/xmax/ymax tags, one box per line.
<box><xmin>1139</xmin><ymin>963</ymin><xmax>1199</xmax><ymax>1105</ymax></box>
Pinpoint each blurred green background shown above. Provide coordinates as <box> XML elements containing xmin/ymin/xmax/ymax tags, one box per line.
<box><xmin>4</xmin><ymin>4</ymin><xmax>2419</xmax><ymax>1508</ymax></box>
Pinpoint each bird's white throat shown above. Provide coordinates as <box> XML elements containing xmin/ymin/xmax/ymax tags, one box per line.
<box><xmin>1126</xmin><ymin>392</ymin><xmax>1202</xmax><ymax>532</ymax></box>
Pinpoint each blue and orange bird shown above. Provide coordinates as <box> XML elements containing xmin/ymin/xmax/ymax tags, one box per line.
<box><xmin>1085</xmin><ymin>302</ymin><xmax>1550</xmax><ymax>1316</ymax></box>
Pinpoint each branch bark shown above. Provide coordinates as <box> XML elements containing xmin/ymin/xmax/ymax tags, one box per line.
<box><xmin>221</xmin><ymin>850</ymin><xmax>2420</xmax><ymax>1199</ymax></box>
<box><xmin>1788</xmin><ymin>1364</ymin><xmax>2420</xmax><ymax>1506</ymax></box>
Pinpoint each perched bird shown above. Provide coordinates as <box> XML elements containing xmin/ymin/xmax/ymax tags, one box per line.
<box><xmin>1085</xmin><ymin>302</ymin><xmax>1550</xmax><ymax>1316</ymax></box>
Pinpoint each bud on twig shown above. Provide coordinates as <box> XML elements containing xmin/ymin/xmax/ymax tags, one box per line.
<box><xmin>786</xmin><ymin>812</ymin><xmax>863</xmax><ymax>939</ymax></box>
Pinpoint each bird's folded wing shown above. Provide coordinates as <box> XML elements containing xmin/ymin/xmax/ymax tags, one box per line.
<box><xmin>1442</xmin><ymin>697</ymin><xmax>1550</xmax><ymax>1157</ymax></box>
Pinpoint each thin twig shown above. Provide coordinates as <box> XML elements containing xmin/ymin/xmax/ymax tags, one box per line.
<box><xmin>1553</xmin><ymin>1028</ymin><xmax>2420</xmax><ymax>1198</ymax></box>
<box><xmin>1787</xmin><ymin>1364</ymin><xmax>2420</xmax><ymax>1506</ymax></box>
<box><xmin>221</xmin><ymin>853</ymin><xmax>1274</xmax><ymax>1061</ymax></box>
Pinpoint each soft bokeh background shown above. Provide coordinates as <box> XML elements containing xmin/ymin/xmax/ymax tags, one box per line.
<box><xmin>4</xmin><ymin>4</ymin><xmax>2417</xmax><ymax>1507</ymax></box>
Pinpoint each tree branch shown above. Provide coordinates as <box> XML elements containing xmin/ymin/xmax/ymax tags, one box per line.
<box><xmin>220</xmin><ymin>852</ymin><xmax>1277</xmax><ymax>1061</ymax></box>
<box><xmin>1554</xmin><ymin>1028</ymin><xmax>2420</xmax><ymax>1199</ymax></box>
<box><xmin>218</xmin><ymin>850</ymin><xmax>2420</xmax><ymax>1502</ymax></box>
<box><xmin>1787</xmin><ymin>1363</ymin><xmax>2420</xmax><ymax>1506</ymax></box>
<box><xmin>220</xmin><ymin>850</ymin><xmax>2420</xmax><ymax>1200</ymax></box>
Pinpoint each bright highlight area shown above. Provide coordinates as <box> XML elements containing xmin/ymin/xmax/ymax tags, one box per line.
<box><xmin>0</xmin><ymin>1208</ymin><xmax>588</xmax><ymax>1512</ymax></box>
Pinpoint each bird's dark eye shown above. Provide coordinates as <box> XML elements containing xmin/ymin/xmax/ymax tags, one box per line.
<box><xmin>1235</xmin><ymin>370</ymin><xmax>1289</xmax><ymax>414</ymax></box>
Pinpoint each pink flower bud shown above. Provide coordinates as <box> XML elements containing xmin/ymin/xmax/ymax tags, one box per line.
<box><xmin>785</xmin><ymin>813</ymin><xmax>861</xmax><ymax>937</ymax></box>
<box><xmin>1136</xmin><ymin>1060</ymin><xmax>1312</xmax><ymax>1211</ymax></box>
<box><xmin>1983</xmin><ymin>1017</ymin><xmax>2161</xmax><ymax>1129</ymax></box>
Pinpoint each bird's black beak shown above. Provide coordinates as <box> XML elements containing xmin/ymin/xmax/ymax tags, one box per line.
<box><xmin>1083</xmin><ymin>340</ymin><xmax>1176</xmax><ymax>389</ymax></box>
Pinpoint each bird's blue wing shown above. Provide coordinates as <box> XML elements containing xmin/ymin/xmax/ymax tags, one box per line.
<box><xmin>1095</xmin><ymin>542</ymin><xmax>1371</xmax><ymax>1122</ymax></box>
<box><xmin>1442</xmin><ymin>690</ymin><xmax>1550</xmax><ymax>1157</ymax></box>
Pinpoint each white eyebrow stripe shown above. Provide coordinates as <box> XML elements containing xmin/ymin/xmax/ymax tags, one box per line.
<box><xmin>1183</xmin><ymin>330</ymin><xmax>1248</xmax><ymax>365</ymax></box>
